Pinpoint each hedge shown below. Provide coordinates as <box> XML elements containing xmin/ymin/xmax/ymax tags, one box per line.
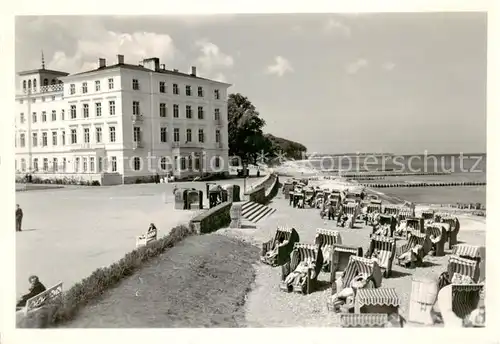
<box><xmin>18</xmin><ymin>224</ymin><xmax>195</xmax><ymax>328</ymax></box>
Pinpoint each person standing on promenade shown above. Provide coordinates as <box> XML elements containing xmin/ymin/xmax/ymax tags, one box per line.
<box><xmin>16</xmin><ymin>204</ymin><xmax>23</xmax><ymax>232</ymax></box>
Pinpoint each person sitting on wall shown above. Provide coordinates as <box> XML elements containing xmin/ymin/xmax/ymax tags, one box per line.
<box><xmin>16</xmin><ymin>275</ymin><xmax>46</xmax><ymax>309</ymax></box>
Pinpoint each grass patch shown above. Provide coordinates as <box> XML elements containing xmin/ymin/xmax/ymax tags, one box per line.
<box><xmin>58</xmin><ymin>234</ymin><xmax>260</xmax><ymax>328</ymax></box>
<box><xmin>18</xmin><ymin>224</ymin><xmax>195</xmax><ymax>328</ymax></box>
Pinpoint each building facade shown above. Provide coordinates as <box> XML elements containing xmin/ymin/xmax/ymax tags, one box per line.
<box><xmin>15</xmin><ymin>55</ymin><xmax>231</xmax><ymax>184</ymax></box>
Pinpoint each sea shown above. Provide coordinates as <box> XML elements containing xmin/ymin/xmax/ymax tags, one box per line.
<box><xmin>290</xmin><ymin>153</ymin><xmax>487</xmax><ymax>205</ymax></box>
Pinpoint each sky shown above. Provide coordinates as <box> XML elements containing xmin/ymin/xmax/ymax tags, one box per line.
<box><xmin>15</xmin><ymin>13</ymin><xmax>487</xmax><ymax>155</ymax></box>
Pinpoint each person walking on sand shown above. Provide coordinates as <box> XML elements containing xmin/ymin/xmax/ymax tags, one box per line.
<box><xmin>16</xmin><ymin>204</ymin><xmax>23</xmax><ymax>232</ymax></box>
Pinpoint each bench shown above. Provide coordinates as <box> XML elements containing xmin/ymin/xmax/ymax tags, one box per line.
<box><xmin>19</xmin><ymin>282</ymin><xmax>63</xmax><ymax>316</ymax></box>
<box><xmin>136</xmin><ymin>228</ymin><xmax>158</xmax><ymax>248</ymax></box>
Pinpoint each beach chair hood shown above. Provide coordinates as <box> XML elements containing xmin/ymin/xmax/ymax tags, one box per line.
<box><xmin>341</xmin><ymin>255</ymin><xmax>382</xmax><ymax>289</ymax></box>
<box><xmin>447</xmin><ymin>255</ymin><xmax>479</xmax><ymax>282</ymax></box>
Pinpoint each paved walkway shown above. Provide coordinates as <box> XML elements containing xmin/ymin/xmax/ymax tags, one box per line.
<box><xmin>15</xmin><ymin>178</ymin><xmax>253</xmax><ymax>296</ymax></box>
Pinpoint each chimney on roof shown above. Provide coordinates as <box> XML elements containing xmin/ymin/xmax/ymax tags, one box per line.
<box><xmin>160</xmin><ymin>64</ymin><xmax>165</xmax><ymax>70</ymax></box>
<box><xmin>117</xmin><ymin>54</ymin><xmax>124</xmax><ymax>64</ymax></box>
<box><xmin>143</xmin><ymin>57</ymin><xmax>160</xmax><ymax>72</ymax></box>
<box><xmin>191</xmin><ymin>66</ymin><xmax>197</xmax><ymax>76</ymax></box>
<box><xmin>98</xmin><ymin>58</ymin><xmax>106</xmax><ymax>68</ymax></box>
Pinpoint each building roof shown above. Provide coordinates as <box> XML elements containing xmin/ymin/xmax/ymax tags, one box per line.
<box><xmin>68</xmin><ymin>63</ymin><xmax>231</xmax><ymax>85</ymax></box>
<box><xmin>17</xmin><ymin>69</ymin><xmax>69</xmax><ymax>76</ymax></box>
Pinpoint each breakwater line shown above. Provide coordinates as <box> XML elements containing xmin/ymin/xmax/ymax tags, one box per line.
<box><xmin>363</xmin><ymin>181</ymin><xmax>486</xmax><ymax>188</ymax></box>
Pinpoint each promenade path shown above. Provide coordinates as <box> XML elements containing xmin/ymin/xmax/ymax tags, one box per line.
<box><xmin>15</xmin><ymin>177</ymin><xmax>255</xmax><ymax>296</ymax></box>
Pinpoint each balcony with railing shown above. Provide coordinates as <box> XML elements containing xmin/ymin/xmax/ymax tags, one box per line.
<box><xmin>19</xmin><ymin>84</ymin><xmax>64</xmax><ymax>96</ymax></box>
<box><xmin>215</xmin><ymin>117</ymin><xmax>223</xmax><ymax>126</ymax></box>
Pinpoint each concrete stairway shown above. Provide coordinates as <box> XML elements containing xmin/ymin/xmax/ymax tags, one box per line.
<box><xmin>241</xmin><ymin>201</ymin><xmax>276</xmax><ymax>224</ymax></box>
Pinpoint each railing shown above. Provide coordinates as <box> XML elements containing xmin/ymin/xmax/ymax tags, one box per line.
<box><xmin>20</xmin><ymin>84</ymin><xmax>64</xmax><ymax>95</ymax></box>
<box><xmin>215</xmin><ymin>118</ymin><xmax>223</xmax><ymax>126</ymax></box>
<box><xmin>133</xmin><ymin>141</ymin><xmax>144</xmax><ymax>149</ymax></box>
<box><xmin>216</xmin><ymin>142</ymin><xmax>223</xmax><ymax>149</ymax></box>
<box><xmin>172</xmin><ymin>141</ymin><xmax>181</xmax><ymax>148</ymax></box>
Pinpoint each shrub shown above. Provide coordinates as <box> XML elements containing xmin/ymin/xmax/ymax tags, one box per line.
<box><xmin>91</xmin><ymin>180</ymin><xmax>101</xmax><ymax>186</ymax></box>
<box><xmin>18</xmin><ymin>224</ymin><xmax>195</xmax><ymax>328</ymax></box>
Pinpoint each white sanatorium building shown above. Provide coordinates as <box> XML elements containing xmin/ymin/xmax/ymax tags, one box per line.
<box><xmin>15</xmin><ymin>55</ymin><xmax>231</xmax><ymax>184</ymax></box>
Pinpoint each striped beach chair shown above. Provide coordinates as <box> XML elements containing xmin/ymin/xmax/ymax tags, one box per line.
<box><xmin>339</xmin><ymin>313</ymin><xmax>390</xmax><ymax>328</ymax></box>
<box><xmin>420</xmin><ymin>209</ymin><xmax>435</xmax><ymax>221</ymax></box>
<box><xmin>439</xmin><ymin>215</ymin><xmax>460</xmax><ymax>249</ymax></box>
<box><xmin>355</xmin><ymin>287</ymin><xmax>401</xmax><ymax>315</ymax></box>
<box><xmin>383</xmin><ymin>205</ymin><xmax>400</xmax><ymax>217</ymax></box>
<box><xmin>261</xmin><ymin>226</ymin><xmax>300</xmax><ymax>267</ymax></box>
<box><xmin>452</xmin><ymin>244</ymin><xmax>481</xmax><ymax>261</ymax></box>
<box><xmin>333</xmin><ymin>255</ymin><xmax>382</xmax><ymax>295</ymax></box>
<box><xmin>396</xmin><ymin>231</ymin><xmax>432</xmax><ymax>268</ymax></box>
<box><xmin>280</xmin><ymin>243</ymin><xmax>324</xmax><ymax>294</ymax></box>
<box><xmin>366</xmin><ymin>235</ymin><xmax>396</xmax><ymax>278</ymax></box>
<box><xmin>330</xmin><ymin>244</ymin><xmax>364</xmax><ymax>283</ymax></box>
<box><xmin>447</xmin><ymin>255</ymin><xmax>479</xmax><ymax>283</ymax></box>
<box><xmin>425</xmin><ymin>223</ymin><xmax>447</xmax><ymax>257</ymax></box>
<box><xmin>451</xmin><ymin>283</ymin><xmax>484</xmax><ymax>319</ymax></box>
<box><xmin>315</xmin><ymin>228</ymin><xmax>342</xmax><ymax>272</ymax></box>
<box><xmin>398</xmin><ymin>207</ymin><xmax>415</xmax><ymax>222</ymax></box>
<box><xmin>366</xmin><ymin>200</ymin><xmax>382</xmax><ymax>214</ymax></box>
<box><xmin>341</xmin><ymin>202</ymin><xmax>360</xmax><ymax>228</ymax></box>
<box><xmin>374</xmin><ymin>214</ymin><xmax>397</xmax><ymax>237</ymax></box>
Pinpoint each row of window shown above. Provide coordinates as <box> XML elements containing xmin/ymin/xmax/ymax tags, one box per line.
<box><xmin>20</xmin><ymin>102</ymin><xmax>222</xmax><ymax>123</ymax></box>
<box><xmin>16</xmin><ymin>155</ymin><xmax>221</xmax><ymax>173</ymax></box>
<box><xmin>16</xmin><ymin>126</ymin><xmax>222</xmax><ymax>148</ymax></box>
<box><xmin>18</xmin><ymin>95</ymin><xmax>57</xmax><ymax>104</ymax></box>
<box><xmin>17</xmin><ymin>127</ymin><xmax>117</xmax><ymax>147</ymax></box>
<box><xmin>22</xmin><ymin>78</ymin><xmax>62</xmax><ymax>90</ymax></box>
<box><xmin>18</xmin><ymin>156</ymin><xmax>116</xmax><ymax>173</ymax></box>
<box><xmin>69</xmin><ymin>78</ymin><xmax>221</xmax><ymax>99</ymax></box>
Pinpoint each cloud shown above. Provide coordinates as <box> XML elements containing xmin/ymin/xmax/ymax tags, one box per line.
<box><xmin>266</xmin><ymin>56</ymin><xmax>294</xmax><ymax>77</ymax></box>
<box><xmin>47</xmin><ymin>31</ymin><xmax>177</xmax><ymax>73</ymax></box>
<box><xmin>213</xmin><ymin>73</ymin><xmax>228</xmax><ymax>83</ymax></box>
<box><xmin>382</xmin><ymin>62</ymin><xmax>396</xmax><ymax>71</ymax></box>
<box><xmin>195</xmin><ymin>40</ymin><xmax>234</xmax><ymax>73</ymax></box>
<box><xmin>323</xmin><ymin>18</ymin><xmax>351</xmax><ymax>37</ymax></box>
<box><xmin>346</xmin><ymin>58</ymin><xmax>368</xmax><ymax>74</ymax></box>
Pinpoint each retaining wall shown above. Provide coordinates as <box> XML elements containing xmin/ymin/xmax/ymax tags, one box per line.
<box><xmin>189</xmin><ymin>201</ymin><xmax>232</xmax><ymax>234</ymax></box>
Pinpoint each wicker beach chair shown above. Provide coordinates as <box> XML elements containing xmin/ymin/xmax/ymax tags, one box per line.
<box><xmin>280</xmin><ymin>243</ymin><xmax>324</xmax><ymax>294</ymax></box>
<box><xmin>355</xmin><ymin>287</ymin><xmax>401</xmax><ymax>315</ymax></box>
<box><xmin>341</xmin><ymin>202</ymin><xmax>360</xmax><ymax>228</ymax></box>
<box><xmin>366</xmin><ymin>200</ymin><xmax>382</xmax><ymax>214</ymax></box>
<box><xmin>439</xmin><ymin>216</ymin><xmax>460</xmax><ymax>249</ymax></box>
<box><xmin>447</xmin><ymin>255</ymin><xmax>480</xmax><ymax>283</ymax></box>
<box><xmin>315</xmin><ymin>228</ymin><xmax>342</xmax><ymax>272</ymax></box>
<box><xmin>330</xmin><ymin>244</ymin><xmax>364</xmax><ymax>283</ymax></box>
<box><xmin>425</xmin><ymin>223</ymin><xmax>447</xmax><ymax>257</ymax></box>
<box><xmin>332</xmin><ymin>255</ymin><xmax>383</xmax><ymax>295</ymax></box>
<box><xmin>451</xmin><ymin>283</ymin><xmax>484</xmax><ymax>319</ymax></box>
<box><xmin>383</xmin><ymin>205</ymin><xmax>400</xmax><ymax>217</ymax></box>
<box><xmin>408</xmin><ymin>276</ymin><xmax>440</xmax><ymax>325</ymax></box>
<box><xmin>452</xmin><ymin>244</ymin><xmax>482</xmax><ymax>261</ymax></box>
<box><xmin>373</xmin><ymin>214</ymin><xmax>397</xmax><ymax>237</ymax></box>
<box><xmin>339</xmin><ymin>313</ymin><xmax>390</xmax><ymax>328</ymax></box>
<box><xmin>260</xmin><ymin>226</ymin><xmax>300</xmax><ymax>267</ymax></box>
<box><xmin>395</xmin><ymin>231</ymin><xmax>432</xmax><ymax>268</ymax></box>
<box><xmin>420</xmin><ymin>210</ymin><xmax>435</xmax><ymax>221</ymax></box>
<box><xmin>366</xmin><ymin>235</ymin><xmax>396</xmax><ymax>278</ymax></box>
<box><xmin>398</xmin><ymin>208</ymin><xmax>415</xmax><ymax>223</ymax></box>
